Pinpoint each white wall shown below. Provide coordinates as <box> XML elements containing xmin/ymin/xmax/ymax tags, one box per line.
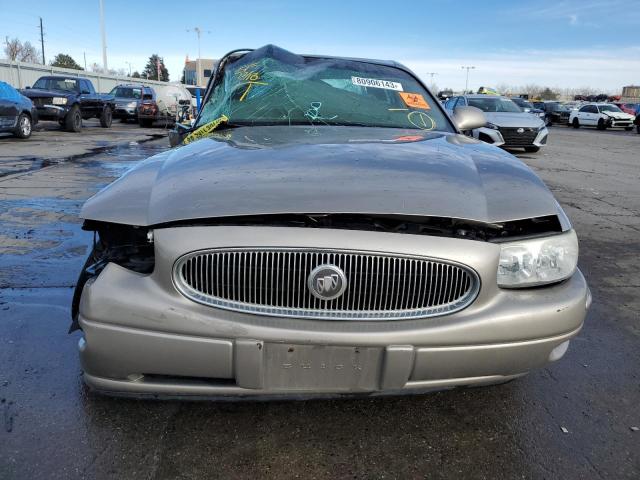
<box><xmin>0</xmin><ymin>58</ymin><xmax>172</xmax><ymax>94</ymax></box>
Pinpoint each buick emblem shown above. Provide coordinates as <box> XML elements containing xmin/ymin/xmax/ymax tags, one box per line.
<box><xmin>517</xmin><ymin>127</ymin><xmax>524</xmax><ymax>133</ymax></box>
<box><xmin>308</xmin><ymin>264</ymin><xmax>347</xmax><ymax>300</ymax></box>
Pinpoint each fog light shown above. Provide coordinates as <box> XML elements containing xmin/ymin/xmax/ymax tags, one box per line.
<box><xmin>548</xmin><ymin>341</ymin><xmax>570</xmax><ymax>362</ymax></box>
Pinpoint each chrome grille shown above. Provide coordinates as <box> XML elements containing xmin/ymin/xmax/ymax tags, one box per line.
<box><xmin>31</xmin><ymin>97</ymin><xmax>53</xmax><ymax>107</ymax></box>
<box><xmin>173</xmin><ymin>249</ymin><xmax>480</xmax><ymax>320</ymax></box>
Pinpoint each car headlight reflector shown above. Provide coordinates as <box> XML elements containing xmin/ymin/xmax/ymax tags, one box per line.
<box><xmin>52</xmin><ymin>97</ymin><xmax>67</xmax><ymax>105</ymax></box>
<box><xmin>485</xmin><ymin>122</ymin><xmax>500</xmax><ymax>130</ymax></box>
<box><xmin>497</xmin><ymin>230</ymin><xmax>578</xmax><ymax>288</ymax></box>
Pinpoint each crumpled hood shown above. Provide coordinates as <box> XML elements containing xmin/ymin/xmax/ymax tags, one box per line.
<box><xmin>80</xmin><ymin>125</ymin><xmax>561</xmax><ymax>226</ymax></box>
<box><xmin>602</xmin><ymin>111</ymin><xmax>634</xmax><ymax>120</ymax></box>
<box><xmin>484</xmin><ymin>112</ymin><xmax>545</xmax><ymax>128</ymax></box>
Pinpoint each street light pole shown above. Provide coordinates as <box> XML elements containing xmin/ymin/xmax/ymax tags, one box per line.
<box><xmin>426</xmin><ymin>72</ymin><xmax>437</xmax><ymax>90</ymax></box>
<box><xmin>99</xmin><ymin>0</ymin><xmax>108</xmax><ymax>71</ymax></box>
<box><xmin>461</xmin><ymin>66</ymin><xmax>475</xmax><ymax>93</ymax></box>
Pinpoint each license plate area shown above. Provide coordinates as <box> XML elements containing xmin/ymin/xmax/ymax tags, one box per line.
<box><xmin>264</xmin><ymin>343</ymin><xmax>383</xmax><ymax>391</ymax></box>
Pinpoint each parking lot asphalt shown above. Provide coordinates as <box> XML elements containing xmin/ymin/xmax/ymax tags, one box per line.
<box><xmin>0</xmin><ymin>118</ymin><xmax>167</xmax><ymax>179</ymax></box>
<box><xmin>0</xmin><ymin>125</ymin><xmax>638</xmax><ymax>479</ymax></box>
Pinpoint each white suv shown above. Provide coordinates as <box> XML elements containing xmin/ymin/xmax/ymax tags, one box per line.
<box><xmin>569</xmin><ymin>103</ymin><xmax>635</xmax><ymax>130</ymax></box>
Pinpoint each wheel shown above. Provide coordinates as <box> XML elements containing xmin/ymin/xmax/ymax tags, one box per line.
<box><xmin>572</xmin><ymin>118</ymin><xmax>580</xmax><ymax>128</ymax></box>
<box><xmin>139</xmin><ymin>119</ymin><xmax>153</xmax><ymax>128</ymax></box>
<box><xmin>546</xmin><ymin>117</ymin><xmax>552</xmax><ymax>127</ymax></box>
<box><xmin>597</xmin><ymin>118</ymin><xmax>607</xmax><ymax>130</ymax></box>
<box><xmin>637</xmin><ymin>125</ymin><xmax>640</xmax><ymax>134</ymax></box>
<box><xmin>13</xmin><ymin>113</ymin><xmax>32</xmax><ymax>139</ymax></box>
<box><xmin>99</xmin><ymin>106</ymin><xmax>112</xmax><ymax>128</ymax></box>
<box><xmin>525</xmin><ymin>146</ymin><xmax>540</xmax><ymax>153</ymax></box>
<box><xmin>120</xmin><ymin>118</ymin><xmax>128</xmax><ymax>123</ymax></box>
<box><xmin>64</xmin><ymin>105</ymin><xmax>82</xmax><ymax>132</ymax></box>
<box><xmin>624</xmin><ymin>126</ymin><xmax>633</xmax><ymax>131</ymax></box>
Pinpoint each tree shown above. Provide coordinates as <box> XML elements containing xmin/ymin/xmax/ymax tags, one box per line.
<box><xmin>18</xmin><ymin>41</ymin><xmax>40</xmax><ymax>63</ymax></box>
<box><xmin>131</xmin><ymin>71</ymin><xmax>141</xmax><ymax>78</ymax></box>
<box><xmin>143</xmin><ymin>54</ymin><xmax>169</xmax><ymax>81</ymax></box>
<box><xmin>3</xmin><ymin>38</ymin><xmax>21</xmax><ymax>60</ymax></box>
<box><xmin>539</xmin><ymin>87</ymin><xmax>558</xmax><ymax>101</ymax></box>
<box><xmin>51</xmin><ymin>53</ymin><xmax>83</xmax><ymax>70</ymax></box>
<box><xmin>3</xmin><ymin>38</ymin><xmax>41</xmax><ymax>63</ymax></box>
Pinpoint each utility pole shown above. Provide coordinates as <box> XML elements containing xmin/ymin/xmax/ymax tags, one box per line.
<box><xmin>461</xmin><ymin>66</ymin><xmax>475</xmax><ymax>93</ymax></box>
<box><xmin>39</xmin><ymin>17</ymin><xmax>45</xmax><ymax>64</ymax></box>
<box><xmin>125</xmin><ymin>61</ymin><xmax>132</xmax><ymax>76</ymax></box>
<box><xmin>156</xmin><ymin>57</ymin><xmax>161</xmax><ymax>81</ymax></box>
<box><xmin>99</xmin><ymin>0</ymin><xmax>108</xmax><ymax>71</ymax></box>
<box><xmin>83</xmin><ymin>52</ymin><xmax>87</xmax><ymax>71</ymax></box>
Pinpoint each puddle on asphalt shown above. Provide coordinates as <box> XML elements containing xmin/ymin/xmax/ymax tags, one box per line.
<box><xmin>0</xmin><ymin>141</ymin><xmax>169</xmax><ymax>289</ymax></box>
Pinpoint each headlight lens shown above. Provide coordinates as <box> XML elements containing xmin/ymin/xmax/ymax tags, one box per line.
<box><xmin>127</xmin><ymin>101</ymin><xmax>137</xmax><ymax>108</ymax></box>
<box><xmin>497</xmin><ymin>230</ymin><xmax>578</xmax><ymax>288</ymax></box>
<box><xmin>485</xmin><ymin>122</ymin><xmax>499</xmax><ymax>130</ymax></box>
<box><xmin>52</xmin><ymin>97</ymin><xmax>67</xmax><ymax>105</ymax></box>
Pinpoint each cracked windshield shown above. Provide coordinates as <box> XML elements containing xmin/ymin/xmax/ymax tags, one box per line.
<box><xmin>196</xmin><ymin>46</ymin><xmax>453</xmax><ymax>133</ymax></box>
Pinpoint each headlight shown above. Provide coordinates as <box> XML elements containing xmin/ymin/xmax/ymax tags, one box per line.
<box><xmin>127</xmin><ymin>101</ymin><xmax>137</xmax><ymax>108</ymax></box>
<box><xmin>485</xmin><ymin>122</ymin><xmax>499</xmax><ymax>130</ymax></box>
<box><xmin>52</xmin><ymin>97</ymin><xmax>67</xmax><ymax>105</ymax></box>
<box><xmin>497</xmin><ymin>230</ymin><xmax>578</xmax><ymax>288</ymax></box>
<box><xmin>538</xmin><ymin>112</ymin><xmax>545</xmax><ymax>118</ymax></box>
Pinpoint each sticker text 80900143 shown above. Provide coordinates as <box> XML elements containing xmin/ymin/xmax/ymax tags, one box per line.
<box><xmin>351</xmin><ymin>76</ymin><xmax>403</xmax><ymax>91</ymax></box>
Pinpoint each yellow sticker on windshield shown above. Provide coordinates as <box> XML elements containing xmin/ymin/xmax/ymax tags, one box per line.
<box><xmin>182</xmin><ymin>115</ymin><xmax>229</xmax><ymax>145</ymax></box>
<box><xmin>399</xmin><ymin>92</ymin><xmax>430</xmax><ymax>110</ymax></box>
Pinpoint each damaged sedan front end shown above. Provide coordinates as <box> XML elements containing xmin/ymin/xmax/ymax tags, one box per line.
<box><xmin>72</xmin><ymin>45</ymin><xmax>589</xmax><ymax>399</ymax></box>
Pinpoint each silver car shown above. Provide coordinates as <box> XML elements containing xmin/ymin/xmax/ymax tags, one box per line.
<box><xmin>445</xmin><ymin>95</ymin><xmax>548</xmax><ymax>152</ymax></box>
<box><xmin>72</xmin><ymin>45</ymin><xmax>589</xmax><ymax>399</ymax></box>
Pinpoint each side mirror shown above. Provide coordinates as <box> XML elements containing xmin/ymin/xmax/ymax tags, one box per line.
<box><xmin>524</xmin><ymin>107</ymin><xmax>531</xmax><ymax>112</ymax></box>
<box><xmin>452</xmin><ymin>106</ymin><xmax>487</xmax><ymax>131</ymax></box>
<box><xmin>169</xmin><ymin>123</ymin><xmax>191</xmax><ymax>147</ymax></box>
<box><xmin>25</xmin><ymin>86</ymin><xmax>31</xmax><ymax>89</ymax></box>
<box><xmin>81</xmin><ymin>90</ymin><xmax>90</xmax><ymax>94</ymax></box>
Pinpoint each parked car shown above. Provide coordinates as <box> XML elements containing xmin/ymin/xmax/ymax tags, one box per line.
<box><xmin>532</xmin><ymin>101</ymin><xmax>571</xmax><ymax>126</ymax></box>
<box><xmin>510</xmin><ymin>97</ymin><xmax>546</xmax><ymax>120</ymax></box>
<box><xmin>72</xmin><ymin>45</ymin><xmax>588</xmax><ymax>399</ymax></box>
<box><xmin>138</xmin><ymin>84</ymin><xmax>191</xmax><ymax>128</ymax></box>
<box><xmin>569</xmin><ymin>103</ymin><xmax>635</xmax><ymax>130</ymax></box>
<box><xmin>613</xmin><ymin>102</ymin><xmax>638</xmax><ymax>115</ymax></box>
<box><xmin>108</xmin><ymin>84</ymin><xmax>154</xmax><ymax>122</ymax></box>
<box><xmin>21</xmin><ymin>76</ymin><xmax>114</xmax><ymax>132</ymax></box>
<box><xmin>445</xmin><ymin>94</ymin><xmax>548</xmax><ymax>152</ymax></box>
<box><xmin>0</xmin><ymin>80</ymin><xmax>37</xmax><ymax>139</ymax></box>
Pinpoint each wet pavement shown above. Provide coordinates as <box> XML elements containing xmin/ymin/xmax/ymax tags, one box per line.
<box><xmin>0</xmin><ymin>127</ymin><xmax>639</xmax><ymax>479</ymax></box>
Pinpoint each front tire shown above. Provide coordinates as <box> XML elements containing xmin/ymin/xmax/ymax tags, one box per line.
<box><xmin>597</xmin><ymin>118</ymin><xmax>607</xmax><ymax>130</ymax></box>
<box><xmin>14</xmin><ymin>113</ymin><xmax>32</xmax><ymax>139</ymax></box>
<box><xmin>525</xmin><ymin>146</ymin><xmax>540</xmax><ymax>153</ymax></box>
<box><xmin>100</xmin><ymin>106</ymin><xmax>112</xmax><ymax>128</ymax></box>
<box><xmin>572</xmin><ymin>118</ymin><xmax>580</xmax><ymax>128</ymax></box>
<box><xmin>139</xmin><ymin>119</ymin><xmax>153</xmax><ymax>128</ymax></box>
<box><xmin>624</xmin><ymin>126</ymin><xmax>633</xmax><ymax>131</ymax></box>
<box><xmin>64</xmin><ymin>105</ymin><xmax>82</xmax><ymax>132</ymax></box>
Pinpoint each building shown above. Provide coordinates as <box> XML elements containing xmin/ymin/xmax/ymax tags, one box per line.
<box><xmin>183</xmin><ymin>57</ymin><xmax>218</xmax><ymax>87</ymax></box>
<box><xmin>620</xmin><ymin>85</ymin><xmax>640</xmax><ymax>103</ymax></box>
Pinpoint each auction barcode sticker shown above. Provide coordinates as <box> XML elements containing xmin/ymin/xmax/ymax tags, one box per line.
<box><xmin>351</xmin><ymin>76</ymin><xmax>403</xmax><ymax>91</ymax></box>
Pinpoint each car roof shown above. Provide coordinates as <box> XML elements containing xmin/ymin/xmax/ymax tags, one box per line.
<box><xmin>462</xmin><ymin>94</ymin><xmax>510</xmax><ymax>99</ymax></box>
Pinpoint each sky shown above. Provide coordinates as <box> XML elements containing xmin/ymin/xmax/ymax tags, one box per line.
<box><xmin>1</xmin><ymin>0</ymin><xmax>638</xmax><ymax>93</ymax></box>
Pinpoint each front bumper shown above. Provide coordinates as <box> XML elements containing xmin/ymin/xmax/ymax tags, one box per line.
<box><xmin>113</xmin><ymin>106</ymin><xmax>137</xmax><ymax>119</ymax></box>
<box><xmin>607</xmin><ymin>118</ymin><xmax>633</xmax><ymax>128</ymax></box>
<box><xmin>35</xmin><ymin>105</ymin><xmax>69</xmax><ymax>121</ymax></box>
<box><xmin>77</xmin><ymin>226</ymin><xmax>590</xmax><ymax>398</ymax></box>
<box><xmin>473</xmin><ymin>126</ymin><xmax>548</xmax><ymax>148</ymax></box>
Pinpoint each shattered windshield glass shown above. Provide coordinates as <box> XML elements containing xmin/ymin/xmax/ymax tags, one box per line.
<box><xmin>195</xmin><ymin>45</ymin><xmax>453</xmax><ymax>133</ymax></box>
